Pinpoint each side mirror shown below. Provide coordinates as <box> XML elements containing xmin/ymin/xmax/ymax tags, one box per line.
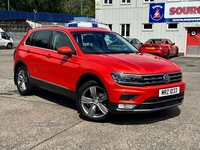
<box><xmin>172</xmin><ymin>43</ymin><xmax>175</xmax><ymax>45</ymax></box>
<box><xmin>57</xmin><ymin>46</ymin><xmax>72</xmax><ymax>55</ymax></box>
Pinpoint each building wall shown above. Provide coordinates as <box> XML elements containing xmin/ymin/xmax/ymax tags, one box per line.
<box><xmin>95</xmin><ymin>0</ymin><xmax>200</xmax><ymax>55</ymax></box>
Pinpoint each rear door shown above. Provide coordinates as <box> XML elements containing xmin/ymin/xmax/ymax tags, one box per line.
<box><xmin>24</xmin><ymin>30</ymin><xmax>52</xmax><ymax>81</ymax></box>
<box><xmin>25</xmin><ymin>29</ymin><xmax>80</xmax><ymax>97</ymax></box>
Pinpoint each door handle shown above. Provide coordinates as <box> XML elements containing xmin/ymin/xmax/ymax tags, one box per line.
<box><xmin>46</xmin><ymin>54</ymin><xmax>51</xmax><ymax>58</ymax></box>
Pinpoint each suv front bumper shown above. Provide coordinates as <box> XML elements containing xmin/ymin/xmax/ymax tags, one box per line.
<box><xmin>109</xmin><ymin>92</ymin><xmax>184</xmax><ymax>114</ymax></box>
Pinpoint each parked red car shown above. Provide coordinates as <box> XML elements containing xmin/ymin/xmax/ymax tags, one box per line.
<box><xmin>14</xmin><ymin>26</ymin><xmax>185</xmax><ymax>121</ymax></box>
<box><xmin>139</xmin><ymin>38</ymin><xmax>179</xmax><ymax>59</ymax></box>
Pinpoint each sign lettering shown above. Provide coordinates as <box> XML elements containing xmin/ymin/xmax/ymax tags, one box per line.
<box><xmin>169</xmin><ymin>6</ymin><xmax>200</xmax><ymax>15</ymax></box>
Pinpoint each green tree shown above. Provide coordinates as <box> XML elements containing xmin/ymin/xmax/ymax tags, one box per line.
<box><xmin>0</xmin><ymin>0</ymin><xmax>95</xmax><ymax>16</ymax></box>
<box><xmin>64</xmin><ymin>0</ymin><xmax>94</xmax><ymax>16</ymax></box>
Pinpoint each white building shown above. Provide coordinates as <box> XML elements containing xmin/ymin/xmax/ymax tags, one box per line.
<box><xmin>95</xmin><ymin>0</ymin><xmax>200</xmax><ymax>56</ymax></box>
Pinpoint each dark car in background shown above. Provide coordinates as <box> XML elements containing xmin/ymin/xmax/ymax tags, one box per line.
<box><xmin>126</xmin><ymin>38</ymin><xmax>143</xmax><ymax>49</ymax></box>
<box><xmin>139</xmin><ymin>38</ymin><xmax>179</xmax><ymax>59</ymax></box>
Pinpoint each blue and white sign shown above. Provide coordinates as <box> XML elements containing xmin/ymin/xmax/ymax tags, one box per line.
<box><xmin>149</xmin><ymin>2</ymin><xmax>200</xmax><ymax>23</ymax></box>
<box><xmin>149</xmin><ymin>3</ymin><xmax>165</xmax><ymax>23</ymax></box>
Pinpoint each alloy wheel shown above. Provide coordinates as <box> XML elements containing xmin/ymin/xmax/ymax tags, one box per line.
<box><xmin>17</xmin><ymin>69</ymin><xmax>28</xmax><ymax>92</ymax></box>
<box><xmin>80</xmin><ymin>85</ymin><xmax>109</xmax><ymax>120</ymax></box>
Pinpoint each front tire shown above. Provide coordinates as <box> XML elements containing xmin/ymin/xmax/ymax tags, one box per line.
<box><xmin>7</xmin><ymin>43</ymin><xmax>13</xmax><ymax>49</ymax></box>
<box><xmin>16</xmin><ymin>66</ymin><xmax>33</xmax><ymax>95</ymax></box>
<box><xmin>77</xmin><ymin>80</ymin><xmax>109</xmax><ymax>121</ymax></box>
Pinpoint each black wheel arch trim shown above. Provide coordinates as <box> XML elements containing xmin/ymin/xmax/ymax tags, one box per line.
<box><xmin>76</xmin><ymin>73</ymin><xmax>107</xmax><ymax>93</ymax></box>
<box><xmin>75</xmin><ymin>72</ymin><xmax>111</xmax><ymax>105</ymax></box>
<box><xmin>14</xmin><ymin>60</ymin><xmax>28</xmax><ymax>85</ymax></box>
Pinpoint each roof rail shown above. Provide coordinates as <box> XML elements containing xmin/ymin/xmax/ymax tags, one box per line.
<box><xmin>36</xmin><ymin>25</ymin><xmax>66</xmax><ymax>28</ymax></box>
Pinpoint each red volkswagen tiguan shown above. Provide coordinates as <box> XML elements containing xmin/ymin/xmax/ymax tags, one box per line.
<box><xmin>14</xmin><ymin>26</ymin><xmax>185</xmax><ymax>121</ymax></box>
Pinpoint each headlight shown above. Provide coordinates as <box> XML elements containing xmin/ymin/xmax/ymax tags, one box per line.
<box><xmin>111</xmin><ymin>72</ymin><xmax>144</xmax><ymax>86</ymax></box>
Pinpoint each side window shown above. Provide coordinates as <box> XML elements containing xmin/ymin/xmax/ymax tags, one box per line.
<box><xmin>167</xmin><ymin>40</ymin><xmax>172</xmax><ymax>45</ymax></box>
<box><xmin>136</xmin><ymin>39</ymin><xmax>141</xmax><ymax>44</ymax></box>
<box><xmin>25</xmin><ymin>32</ymin><xmax>36</xmax><ymax>46</ymax></box>
<box><xmin>33</xmin><ymin>30</ymin><xmax>51</xmax><ymax>49</ymax></box>
<box><xmin>51</xmin><ymin>31</ymin><xmax>76</xmax><ymax>54</ymax></box>
<box><xmin>131</xmin><ymin>39</ymin><xmax>136</xmax><ymax>44</ymax></box>
<box><xmin>1</xmin><ymin>32</ymin><xmax>9</xmax><ymax>39</ymax></box>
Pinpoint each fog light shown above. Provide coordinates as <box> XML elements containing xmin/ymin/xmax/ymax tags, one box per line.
<box><xmin>118</xmin><ymin>104</ymin><xmax>136</xmax><ymax>109</ymax></box>
<box><xmin>120</xmin><ymin>94</ymin><xmax>138</xmax><ymax>100</ymax></box>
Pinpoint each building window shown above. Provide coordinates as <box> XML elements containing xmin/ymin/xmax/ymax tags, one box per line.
<box><xmin>143</xmin><ymin>0</ymin><xmax>154</xmax><ymax>3</ymax></box>
<box><xmin>143</xmin><ymin>24</ymin><xmax>153</xmax><ymax>30</ymax></box>
<box><xmin>121</xmin><ymin>24</ymin><xmax>130</xmax><ymax>37</ymax></box>
<box><xmin>104</xmin><ymin>0</ymin><xmax>112</xmax><ymax>5</ymax></box>
<box><xmin>121</xmin><ymin>0</ymin><xmax>131</xmax><ymax>4</ymax></box>
<box><xmin>167</xmin><ymin>23</ymin><xmax>178</xmax><ymax>30</ymax></box>
<box><xmin>107</xmin><ymin>24</ymin><xmax>112</xmax><ymax>30</ymax></box>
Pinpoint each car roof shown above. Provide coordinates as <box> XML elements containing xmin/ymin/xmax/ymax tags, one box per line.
<box><xmin>148</xmin><ymin>38</ymin><xmax>167</xmax><ymax>40</ymax></box>
<box><xmin>126</xmin><ymin>37</ymin><xmax>137</xmax><ymax>39</ymax></box>
<box><xmin>31</xmin><ymin>25</ymin><xmax>112</xmax><ymax>33</ymax></box>
<box><xmin>126</xmin><ymin>37</ymin><xmax>138</xmax><ymax>42</ymax></box>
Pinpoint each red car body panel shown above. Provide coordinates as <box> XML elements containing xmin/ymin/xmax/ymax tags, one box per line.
<box><xmin>83</xmin><ymin>53</ymin><xmax>185</xmax><ymax>104</ymax></box>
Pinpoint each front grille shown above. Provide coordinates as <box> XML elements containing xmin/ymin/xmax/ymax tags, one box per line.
<box><xmin>135</xmin><ymin>93</ymin><xmax>184</xmax><ymax>110</ymax></box>
<box><xmin>142</xmin><ymin>72</ymin><xmax>182</xmax><ymax>85</ymax></box>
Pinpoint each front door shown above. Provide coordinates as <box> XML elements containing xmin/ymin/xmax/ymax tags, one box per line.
<box><xmin>187</xmin><ymin>27</ymin><xmax>200</xmax><ymax>55</ymax></box>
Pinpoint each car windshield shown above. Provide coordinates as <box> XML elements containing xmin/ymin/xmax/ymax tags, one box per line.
<box><xmin>72</xmin><ymin>32</ymin><xmax>139</xmax><ymax>54</ymax></box>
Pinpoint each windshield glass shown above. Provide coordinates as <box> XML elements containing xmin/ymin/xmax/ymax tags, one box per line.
<box><xmin>72</xmin><ymin>32</ymin><xmax>139</xmax><ymax>54</ymax></box>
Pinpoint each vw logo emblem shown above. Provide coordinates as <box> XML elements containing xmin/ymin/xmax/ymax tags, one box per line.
<box><xmin>163</xmin><ymin>74</ymin><xmax>170</xmax><ymax>83</ymax></box>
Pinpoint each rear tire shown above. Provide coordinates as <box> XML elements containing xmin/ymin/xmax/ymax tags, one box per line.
<box><xmin>166</xmin><ymin>50</ymin><xmax>170</xmax><ymax>59</ymax></box>
<box><xmin>77</xmin><ymin>80</ymin><xmax>109</xmax><ymax>122</ymax></box>
<box><xmin>175</xmin><ymin>48</ymin><xmax>179</xmax><ymax>57</ymax></box>
<box><xmin>16</xmin><ymin>66</ymin><xmax>33</xmax><ymax>95</ymax></box>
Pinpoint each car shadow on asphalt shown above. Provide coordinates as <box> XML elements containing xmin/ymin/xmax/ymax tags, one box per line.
<box><xmin>33</xmin><ymin>89</ymin><xmax>77</xmax><ymax>111</ymax></box>
<box><xmin>30</xmin><ymin>89</ymin><xmax>181</xmax><ymax>125</ymax></box>
<box><xmin>109</xmin><ymin>107</ymin><xmax>181</xmax><ymax>125</ymax></box>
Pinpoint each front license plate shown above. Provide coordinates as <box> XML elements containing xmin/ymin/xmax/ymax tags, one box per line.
<box><xmin>159</xmin><ymin>87</ymin><xmax>180</xmax><ymax>97</ymax></box>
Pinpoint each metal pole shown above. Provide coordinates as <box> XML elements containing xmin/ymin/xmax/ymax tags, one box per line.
<box><xmin>8</xmin><ymin>0</ymin><xmax>10</xmax><ymax>11</ymax></box>
<box><xmin>33</xmin><ymin>9</ymin><xmax>37</xmax><ymax>28</ymax></box>
<box><xmin>81</xmin><ymin>0</ymin><xmax>82</xmax><ymax>15</ymax></box>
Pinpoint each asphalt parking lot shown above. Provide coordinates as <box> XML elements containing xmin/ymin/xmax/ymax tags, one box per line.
<box><xmin>0</xmin><ymin>49</ymin><xmax>200</xmax><ymax>150</ymax></box>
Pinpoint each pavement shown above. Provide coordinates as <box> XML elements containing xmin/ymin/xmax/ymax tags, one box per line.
<box><xmin>0</xmin><ymin>49</ymin><xmax>200</xmax><ymax>150</ymax></box>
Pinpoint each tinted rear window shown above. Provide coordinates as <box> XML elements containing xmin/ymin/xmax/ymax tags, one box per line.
<box><xmin>25</xmin><ymin>30</ymin><xmax>51</xmax><ymax>49</ymax></box>
<box><xmin>146</xmin><ymin>39</ymin><xmax>163</xmax><ymax>44</ymax></box>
